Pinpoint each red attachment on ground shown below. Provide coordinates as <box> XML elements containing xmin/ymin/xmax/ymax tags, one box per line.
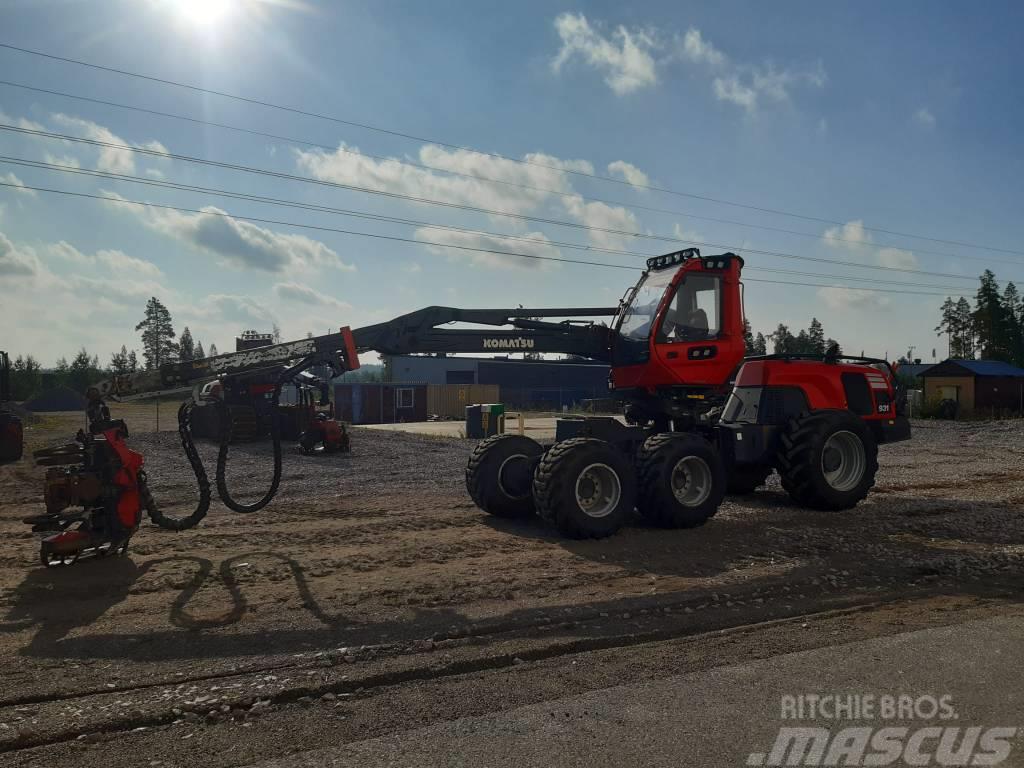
<box><xmin>103</xmin><ymin>427</ymin><xmax>144</xmax><ymax>532</ymax></box>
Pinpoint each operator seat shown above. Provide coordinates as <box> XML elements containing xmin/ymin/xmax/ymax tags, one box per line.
<box><xmin>687</xmin><ymin>308</ymin><xmax>709</xmax><ymax>339</ymax></box>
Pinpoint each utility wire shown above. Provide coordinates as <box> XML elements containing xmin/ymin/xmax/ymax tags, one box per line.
<box><xmin>0</xmin><ymin>124</ymin><xmax>1007</xmax><ymax>282</ymax></box>
<box><xmin>0</xmin><ymin>154</ymin><xmax>998</xmax><ymax>293</ymax></box>
<box><xmin>0</xmin><ymin>179</ymin><xmax>964</xmax><ymax>298</ymax></box>
<box><xmin>1</xmin><ymin>41</ymin><xmax>1019</xmax><ymax>258</ymax></box>
<box><xmin>0</xmin><ymin>78</ymin><xmax>983</xmax><ymax>264</ymax></box>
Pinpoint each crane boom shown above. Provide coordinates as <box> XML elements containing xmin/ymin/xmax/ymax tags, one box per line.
<box><xmin>94</xmin><ymin>305</ymin><xmax>619</xmax><ymax>400</ymax></box>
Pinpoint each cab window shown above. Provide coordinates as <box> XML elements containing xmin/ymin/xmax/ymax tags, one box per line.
<box><xmin>657</xmin><ymin>274</ymin><xmax>721</xmax><ymax>342</ymax></box>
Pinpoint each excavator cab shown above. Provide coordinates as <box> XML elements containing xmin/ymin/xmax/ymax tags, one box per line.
<box><xmin>610</xmin><ymin>249</ymin><xmax>747</xmax><ymax>417</ymax></box>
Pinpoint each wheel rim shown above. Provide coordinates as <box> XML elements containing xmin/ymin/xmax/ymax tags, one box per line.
<box><xmin>574</xmin><ymin>463</ymin><xmax>621</xmax><ymax>518</ymax></box>
<box><xmin>497</xmin><ymin>454</ymin><xmax>533</xmax><ymax>500</ymax></box>
<box><xmin>821</xmin><ymin>430</ymin><xmax>866</xmax><ymax>491</ymax></box>
<box><xmin>670</xmin><ymin>456</ymin><xmax>712</xmax><ymax>507</ymax></box>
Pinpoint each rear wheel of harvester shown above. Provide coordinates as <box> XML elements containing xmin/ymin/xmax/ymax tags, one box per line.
<box><xmin>726</xmin><ymin>464</ymin><xmax>772</xmax><ymax>495</ymax></box>
<box><xmin>778</xmin><ymin>410</ymin><xmax>878</xmax><ymax>510</ymax></box>
<box><xmin>636</xmin><ymin>433</ymin><xmax>725</xmax><ymax>528</ymax></box>
<box><xmin>532</xmin><ymin>438</ymin><xmax>636</xmax><ymax>539</ymax></box>
<box><xmin>465</xmin><ymin>434</ymin><xmax>544</xmax><ymax>519</ymax></box>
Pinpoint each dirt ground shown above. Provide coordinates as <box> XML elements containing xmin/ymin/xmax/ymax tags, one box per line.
<box><xmin>1</xmin><ymin>411</ymin><xmax>1023</xmax><ymax>767</ymax></box>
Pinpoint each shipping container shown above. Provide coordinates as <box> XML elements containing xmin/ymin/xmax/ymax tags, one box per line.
<box><xmin>334</xmin><ymin>383</ymin><xmax>428</xmax><ymax>424</ymax></box>
<box><xmin>427</xmin><ymin>384</ymin><xmax>500</xmax><ymax>419</ymax></box>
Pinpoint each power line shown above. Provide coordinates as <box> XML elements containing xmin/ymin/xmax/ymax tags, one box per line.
<box><xmin>0</xmin><ymin>179</ymin><xmax>963</xmax><ymax>298</ymax></box>
<box><xmin>0</xmin><ymin>124</ymin><xmax>1004</xmax><ymax>283</ymax></box>
<box><xmin>0</xmin><ymin>155</ymin><xmax>995</xmax><ymax>294</ymax></box>
<box><xmin>1</xmin><ymin>40</ymin><xmax>1020</xmax><ymax>258</ymax></box>
<box><xmin>0</xmin><ymin>78</ymin><xmax>986</xmax><ymax>264</ymax></box>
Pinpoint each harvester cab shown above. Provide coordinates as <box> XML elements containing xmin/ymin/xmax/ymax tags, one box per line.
<box><xmin>609</xmin><ymin>248</ymin><xmax>746</xmax><ymax>428</ymax></box>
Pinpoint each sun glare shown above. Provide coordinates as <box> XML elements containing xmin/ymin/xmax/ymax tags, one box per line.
<box><xmin>176</xmin><ymin>0</ymin><xmax>235</xmax><ymax>28</ymax></box>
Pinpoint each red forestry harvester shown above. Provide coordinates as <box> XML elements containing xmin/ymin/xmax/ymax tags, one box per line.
<box><xmin>22</xmin><ymin>248</ymin><xmax>909</xmax><ymax>564</ymax></box>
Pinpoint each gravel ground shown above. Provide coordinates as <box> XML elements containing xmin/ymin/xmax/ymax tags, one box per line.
<box><xmin>0</xmin><ymin>418</ymin><xmax>1022</xmax><ymax>767</ymax></box>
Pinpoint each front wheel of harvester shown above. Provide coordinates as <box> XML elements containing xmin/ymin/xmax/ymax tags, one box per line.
<box><xmin>532</xmin><ymin>438</ymin><xmax>636</xmax><ymax>539</ymax></box>
<box><xmin>636</xmin><ymin>433</ymin><xmax>725</xmax><ymax>528</ymax></box>
<box><xmin>726</xmin><ymin>464</ymin><xmax>772</xmax><ymax>495</ymax></box>
<box><xmin>465</xmin><ymin>434</ymin><xmax>544</xmax><ymax>519</ymax></box>
<box><xmin>777</xmin><ymin>410</ymin><xmax>878</xmax><ymax>511</ymax></box>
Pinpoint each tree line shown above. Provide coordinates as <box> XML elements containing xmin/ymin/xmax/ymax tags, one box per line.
<box><xmin>744</xmin><ymin>317</ymin><xmax>841</xmax><ymax>357</ymax></box>
<box><xmin>935</xmin><ymin>270</ymin><xmax>1024</xmax><ymax>364</ymax></box>
<box><xmin>7</xmin><ymin>296</ymin><xmax>219</xmax><ymax>400</ymax></box>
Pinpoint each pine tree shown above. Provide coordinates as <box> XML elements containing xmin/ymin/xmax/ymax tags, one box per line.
<box><xmin>771</xmin><ymin>323</ymin><xmax>794</xmax><ymax>354</ymax></box>
<box><xmin>127</xmin><ymin>349</ymin><xmax>139</xmax><ymax>372</ymax></box>
<box><xmin>795</xmin><ymin>329</ymin><xmax>811</xmax><ymax>354</ymax></box>
<box><xmin>826</xmin><ymin>338</ymin><xmax>841</xmax><ymax>355</ymax></box>
<box><xmin>1002</xmin><ymin>282</ymin><xmax>1023</xmax><ymax>365</ymax></box>
<box><xmin>110</xmin><ymin>345</ymin><xmax>130</xmax><ymax>376</ymax></box>
<box><xmin>10</xmin><ymin>355</ymin><xmax>41</xmax><ymax>399</ymax></box>
<box><xmin>973</xmin><ymin>271</ymin><xmax>1007</xmax><ymax>360</ymax></box>
<box><xmin>208</xmin><ymin>342</ymin><xmax>219</xmax><ymax>357</ymax></box>
<box><xmin>179</xmin><ymin>326</ymin><xmax>195</xmax><ymax>362</ymax></box>
<box><xmin>807</xmin><ymin>318</ymin><xmax>826</xmax><ymax>355</ymax></box>
<box><xmin>752</xmin><ymin>332</ymin><xmax>767</xmax><ymax>355</ymax></box>
<box><xmin>935</xmin><ymin>297</ymin><xmax>956</xmax><ymax>358</ymax></box>
<box><xmin>954</xmin><ymin>297</ymin><xmax>974</xmax><ymax>358</ymax></box>
<box><xmin>194</xmin><ymin>340</ymin><xmax>205</xmax><ymax>360</ymax></box>
<box><xmin>743</xmin><ymin>318</ymin><xmax>755</xmax><ymax>355</ymax></box>
<box><xmin>69</xmin><ymin>347</ymin><xmax>99</xmax><ymax>392</ymax></box>
<box><xmin>135</xmin><ymin>297</ymin><xmax>178</xmax><ymax>369</ymax></box>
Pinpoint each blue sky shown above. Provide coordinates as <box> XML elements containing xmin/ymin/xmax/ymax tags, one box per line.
<box><xmin>1</xmin><ymin>0</ymin><xmax>1023</xmax><ymax>364</ymax></box>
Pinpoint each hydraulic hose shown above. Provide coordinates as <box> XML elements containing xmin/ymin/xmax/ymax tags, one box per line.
<box><xmin>142</xmin><ymin>400</ymin><xmax>212</xmax><ymax>531</ymax></box>
<box><xmin>213</xmin><ymin>368</ymin><xmax>289</xmax><ymax>514</ymax></box>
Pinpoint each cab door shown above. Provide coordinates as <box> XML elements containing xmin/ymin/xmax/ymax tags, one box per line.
<box><xmin>651</xmin><ymin>272</ymin><xmax>728</xmax><ymax>387</ymax></box>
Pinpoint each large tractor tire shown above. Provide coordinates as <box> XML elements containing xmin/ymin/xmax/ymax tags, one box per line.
<box><xmin>465</xmin><ymin>434</ymin><xmax>544</xmax><ymax>519</ymax></box>
<box><xmin>636</xmin><ymin>433</ymin><xmax>725</xmax><ymax>528</ymax></box>
<box><xmin>727</xmin><ymin>464</ymin><xmax>772</xmax><ymax>495</ymax></box>
<box><xmin>532</xmin><ymin>437</ymin><xmax>636</xmax><ymax>539</ymax></box>
<box><xmin>0</xmin><ymin>412</ymin><xmax>23</xmax><ymax>463</ymax></box>
<box><xmin>777</xmin><ymin>410</ymin><xmax>878</xmax><ymax>511</ymax></box>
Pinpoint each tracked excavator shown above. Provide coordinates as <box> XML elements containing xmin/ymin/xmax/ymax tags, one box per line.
<box><xmin>23</xmin><ymin>248</ymin><xmax>910</xmax><ymax>565</ymax></box>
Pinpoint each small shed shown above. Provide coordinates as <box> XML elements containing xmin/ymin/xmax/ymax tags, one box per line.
<box><xmin>334</xmin><ymin>383</ymin><xmax>428</xmax><ymax>424</ymax></box>
<box><xmin>919</xmin><ymin>359</ymin><xmax>1024</xmax><ymax>414</ymax></box>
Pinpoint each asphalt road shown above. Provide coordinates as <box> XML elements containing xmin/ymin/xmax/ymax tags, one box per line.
<box><xmin>254</xmin><ymin>614</ymin><xmax>1024</xmax><ymax>768</ymax></box>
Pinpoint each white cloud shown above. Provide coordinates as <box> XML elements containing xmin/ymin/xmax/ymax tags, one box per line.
<box><xmin>876</xmin><ymin>247</ymin><xmax>918</xmax><ymax>270</ymax></box>
<box><xmin>96</xmin><ymin>249</ymin><xmax>165</xmax><ymax>278</ymax></box>
<box><xmin>607</xmin><ymin>160</ymin><xmax>650</xmax><ymax>188</ymax></box>
<box><xmin>45</xmin><ymin>240</ymin><xmax>164</xmax><ymax>277</ymax></box>
<box><xmin>562</xmin><ymin>195</ymin><xmax>641</xmax><ymax>250</ymax></box>
<box><xmin>0</xmin><ymin>230</ymin><xmax>39</xmax><ymax>276</ymax></box>
<box><xmin>674</xmin><ymin>27</ymin><xmax>826</xmax><ymax>113</ymax></box>
<box><xmin>49</xmin><ymin>114</ymin><xmax>170</xmax><ymax>175</ymax></box>
<box><xmin>914</xmin><ymin>107</ymin><xmax>936</xmax><ymax>128</ymax></box>
<box><xmin>821</xmin><ymin>220</ymin><xmax>917</xmax><ymax>269</ymax></box>
<box><xmin>103</xmin><ymin>191</ymin><xmax>353</xmax><ymax>273</ymax></box>
<box><xmin>413</xmin><ymin>227</ymin><xmax>560</xmax><ymax>270</ymax></box>
<box><xmin>713</xmin><ymin>75</ymin><xmax>758</xmax><ymax>112</ymax></box>
<box><xmin>817</xmin><ymin>286</ymin><xmax>890</xmax><ymax>311</ymax></box>
<box><xmin>678</xmin><ymin>28</ymin><xmax>726</xmax><ymax>69</ymax></box>
<box><xmin>274</xmin><ymin>281</ymin><xmax>352</xmax><ymax>311</ymax></box>
<box><xmin>202</xmin><ymin>294</ymin><xmax>278</xmax><ymax>326</ymax></box>
<box><xmin>295</xmin><ymin>142</ymin><xmax>589</xmax><ymax>218</ymax></box>
<box><xmin>823</xmin><ymin>220</ymin><xmax>871</xmax><ymax>250</ymax></box>
<box><xmin>551</xmin><ymin>12</ymin><xmax>658</xmax><ymax>95</ymax></box>
<box><xmin>0</xmin><ymin>172</ymin><xmax>37</xmax><ymax>197</ymax></box>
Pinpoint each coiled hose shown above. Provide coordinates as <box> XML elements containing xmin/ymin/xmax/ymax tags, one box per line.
<box><xmin>142</xmin><ymin>400</ymin><xmax>212</xmax><ymax>531</ymax></box>
<box><xmin>214</xmin><ymin>372</ymin><xmax>287</xmax><ymax>514</ymax></box>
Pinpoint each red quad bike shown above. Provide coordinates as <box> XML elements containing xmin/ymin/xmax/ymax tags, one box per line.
<box><xmin>464</xmin><ymin>249</ymin><xmax>911</xmax><ymax>538</ymax></box>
